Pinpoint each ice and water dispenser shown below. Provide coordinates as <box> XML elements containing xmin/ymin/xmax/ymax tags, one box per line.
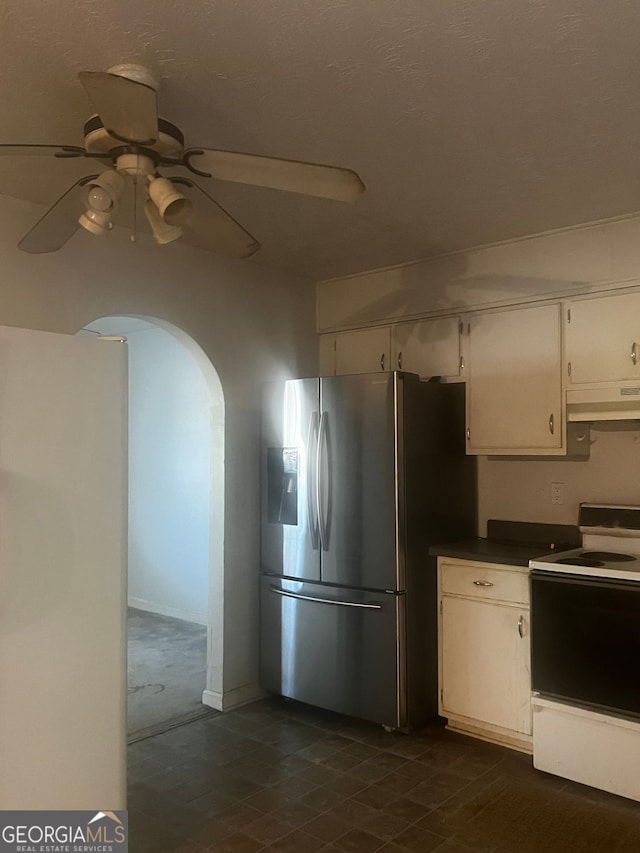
<box><xmin>267</xmin><ymin>447</ymin><xmax>298</xmax><ymax>525</ymax></box>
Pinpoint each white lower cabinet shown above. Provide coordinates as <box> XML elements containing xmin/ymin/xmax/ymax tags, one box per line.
<box><xmin>438</xmin><ymin>558</ymin><xmax>532</xmax><ymax>752</ymax></box>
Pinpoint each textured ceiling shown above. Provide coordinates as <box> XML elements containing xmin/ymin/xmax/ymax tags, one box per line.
<box><xmin>1</xmin><ymin>0</ymin><xmax>640</xmax><ymax>280</ymax></box>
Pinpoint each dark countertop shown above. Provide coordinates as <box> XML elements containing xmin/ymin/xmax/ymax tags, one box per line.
<box><xmin>429</xmin><ymin>520</ymin><xmax>582</xmax><ymax>568</ymax></box>
<box><xmin>429</xmin><ymin>538</ymin><xmax>560</xmax><ymax>567</ymax></box>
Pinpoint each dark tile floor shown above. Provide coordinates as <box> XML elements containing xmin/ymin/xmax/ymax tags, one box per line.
<box><xmin>128</xmin><ymin>697</ymin><xmax>640</xmax><ymax>852</ymax></box>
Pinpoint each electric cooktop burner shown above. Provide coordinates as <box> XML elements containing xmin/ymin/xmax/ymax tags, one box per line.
<box><xmin>580</xmin><ymin>551</ymin><xmax>636</xmax><ymax>562</ymax></box>
<box><xmin>554</xmin><ymin>551</ymin><xmax>637</xmax><ymax>568</ymax></box>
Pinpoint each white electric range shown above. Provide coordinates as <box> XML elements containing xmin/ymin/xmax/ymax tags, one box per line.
<box><xmin>529</xmin><ymin>504</ymin><xmax>640</xmax><ymax>802</ymax></box>
<box><xmin>530</xmin><ymin>502</ymin><xmax>640</xmax><ymax>580</ymax></box>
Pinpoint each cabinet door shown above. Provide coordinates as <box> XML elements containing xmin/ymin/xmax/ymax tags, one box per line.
<box><xmin>441</xmin><ymin>596</ymin><xmax>531</xmax><ymax>735</ymax></box>
<box><xmin>393</xmin><ymin>317</ymin><xmax>462</xmax><ymax>378</ymax></box>
<box><xmin>566</xmin><ymin>291</ymin><xmax>640</xmax><ymax>384</ymax></box>
<box><xmin>334</xmin><ymin>327</ymin><xmax>391</xmax><ymax>375</ymax></box>
<box><xmin>467</xmin><ymin>304</ymin><xmax>563</xmax><ymax>453</ymax></box>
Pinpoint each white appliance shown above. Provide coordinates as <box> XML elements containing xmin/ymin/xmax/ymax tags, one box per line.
<box><xmin>529</xmin><ymin>504</ymin><xmax>640</xmax><ymax>802</ymax></box>
<box><xmin>0</xmin><ymin>325</ymin><xmax>127</xmax><ymax>809</ymax></box>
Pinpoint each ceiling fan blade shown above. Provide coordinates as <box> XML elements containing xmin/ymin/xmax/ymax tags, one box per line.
<box><xmin>171</xmin><ymin>177</ymin><xmax>260</xmax><ymax>258</ymax></box>
<box><xmin>79</xmin><ymin>71</ymin><xmax>158</xmax><ymax>145</ymax></box>
<box><xmin>183</xmin><ymin>149</ymin><xmax>365</xmax><ymax>202</ymax></box>
<box><xmin>18</xmin><ymin>175</ymin><xmax>96</xmax><ymax>254</ymax></box>
<box><xmin>0</xmin><ymin>144</ymin><xmax>86</xmax><ymax>158</ymax></box>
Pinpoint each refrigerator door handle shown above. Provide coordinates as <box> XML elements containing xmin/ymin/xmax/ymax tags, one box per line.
<box><xmin>317</xmin><ymin>410</ymin><xmax>331</xmax><ymax>550</ymax></box>
<box><xmin>271</xmin><ymin>586</ymin><xmax>383</xmax><ymax>610</ymax></box>
<box><xmin>306</xmin><ymin>411</ymin><xmax>320</xmax><ymax>550</ymax></box>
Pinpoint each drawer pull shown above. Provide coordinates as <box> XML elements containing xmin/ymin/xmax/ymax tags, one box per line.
<box><xmin>473</xmin><ymin>580</ymin><xmax>494</xmax><ymax>587</ymax></box>
<box><xmin>518</xmin><ymin>615</ymin><xmax>524</xmax><ymax>638</ymax></box>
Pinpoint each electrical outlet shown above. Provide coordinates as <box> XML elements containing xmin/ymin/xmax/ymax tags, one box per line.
<box><xmin>551</xmin><ymin>482</ymin><xmax>564</xmax><ymax>505</ymax></box>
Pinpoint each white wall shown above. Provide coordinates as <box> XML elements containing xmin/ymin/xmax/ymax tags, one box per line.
<box><xmin>478</xmin><ymin>425</ymin><xmax>640</xmax><ymax>535</ymax></box>
<box><xmin>87</xmin><ymin>319</ymin><xmax>211</xmax><ymax>625</ymax></box>
<box><xmin>0</xmin><ymin>194</ymin><xmax>317</xmax><ymax>709</ymax></box>
<box><xmin>317</xmin><ymin>213</ymin><xmax>640</xmax><ymax>535</ymax></box>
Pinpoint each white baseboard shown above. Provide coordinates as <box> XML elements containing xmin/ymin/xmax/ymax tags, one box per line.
<box><xmin>128</xmin><ymin>596</ymin><xmax>207</xmax><ymax>626</ymax></box>
<box><xmin>202</xmin><ymin>683</ymin><xmax>265</xmax><ymax>712</ymax></box>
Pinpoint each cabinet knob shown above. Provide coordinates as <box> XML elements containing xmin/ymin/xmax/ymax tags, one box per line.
<box><xmin>473</xmin><ymin>580</ymin><xmax>494</xmax><ymax>587</ymax></box>
<box><xmin>632</xmin><ymin>343</ymin><xmax>638</xmax><ymax>366</ymax></box>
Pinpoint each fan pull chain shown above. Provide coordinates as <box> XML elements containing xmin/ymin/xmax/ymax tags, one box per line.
<box><xmin>131</xmin><ymin>168</ymin><xmax>138</xmax><ymax>243</ymax></box>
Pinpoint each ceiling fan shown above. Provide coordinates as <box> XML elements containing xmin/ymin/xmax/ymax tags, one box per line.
<box><xmin>1</xmin><ymin>64</ymin><xmax>365</xmax><ymax>258</ymax></box>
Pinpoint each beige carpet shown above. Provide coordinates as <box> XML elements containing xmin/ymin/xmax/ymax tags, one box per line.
<box><xmin>127</xmin><ymin>607</ymin><xmax>215</xmax><ymax>742</ymax></box>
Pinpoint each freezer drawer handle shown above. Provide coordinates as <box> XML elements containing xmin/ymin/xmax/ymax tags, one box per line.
<box><xmin>271</xmin><ymin>587</ymin><xmax>383</xmax><ymax>609</ymax></box>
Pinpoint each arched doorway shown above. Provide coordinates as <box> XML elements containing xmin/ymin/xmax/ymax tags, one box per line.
<box><xmin>80</xmin><ymin>316</ymin><xmax>224</xmax><ymax>738</ymax></box>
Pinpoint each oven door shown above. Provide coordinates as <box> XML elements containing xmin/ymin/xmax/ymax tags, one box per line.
<box><xmin>530</xmin><ymin>570</ymin><xmax>640</xmax><ymax>718</ymax></box>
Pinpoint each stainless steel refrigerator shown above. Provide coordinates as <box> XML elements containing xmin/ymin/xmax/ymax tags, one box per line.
<box><xmin>260</xmin><ymin>371</ymin><xmax>475</xmax><ymax>730</ymax></box>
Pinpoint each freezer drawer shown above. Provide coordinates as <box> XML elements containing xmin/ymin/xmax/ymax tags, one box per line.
<box><xmin>260</xmin><ymin>575</ymin><xmax>406</xmax><ymax>728</ymax></box>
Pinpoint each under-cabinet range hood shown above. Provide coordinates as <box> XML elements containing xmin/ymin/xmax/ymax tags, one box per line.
<box><xmin>567</xmin><ymin>385</ymin><xmax>640</xmax><ymax>422</ymax></box>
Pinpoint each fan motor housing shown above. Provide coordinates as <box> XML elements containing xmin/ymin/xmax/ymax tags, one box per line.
<box><xmin>83</xmin><ymin>116</ymin><xmax>184</xmax><ymax>163</ymax></box>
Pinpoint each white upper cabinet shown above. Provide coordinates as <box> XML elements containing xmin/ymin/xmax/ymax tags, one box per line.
<box><xmin>321</xmin><ymin>326</ymin><xmax>391</xmax><ymax>376</ymax></box>
<box><xmin>565</xmin><ymin>291</ymin><xmax>640</xmax><ymax>384</ymax></box>
<box><xmin>392</xmin><ymin>317</ymin><xmax>463</xmax><ymax>379</ymax></box>
<box><xmin>466</xmin><ymin>303</ymin><xmax>564</xmax><ymax>454</ymax></box>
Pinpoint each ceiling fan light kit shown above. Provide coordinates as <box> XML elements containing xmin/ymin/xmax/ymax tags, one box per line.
<box><xmin>78</xmin><ymin>169</ymin><xmax>125</xmax><ymax>236</ymax></box>
<box><xmin>144</xmin><ymin>199</ymin><xmax>184</xmax><ymax>245</ymax></box>
<box><xmin>147</xmin><ymin>175</ymin><xmax>193</xmax><ymax>227</ymax></box>
<box><xmin>78</xmin><ymin>206</ymin><xmax>113</xmax><ymax>236</ymax></box>
<box><xmin>2</xmin><ymin>63</ymin><xmax>365</xmax><ymax>257</ymax></box>
<box><xmin>87</xmin><ymin>169</ymin><xmax>125</xmax><ymax>209</ymax></box>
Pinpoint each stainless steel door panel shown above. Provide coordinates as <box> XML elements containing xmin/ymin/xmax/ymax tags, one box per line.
<box><xmin>260</xmin><ymin>576</ymin><xmax>405</xmax><ymax>728</ymax></box>
<box><xmin>319</xmin><ymin>373</ymin><xmax>401</xmax><ymax>591</ymax></box>
<box><xmin>261</xmin><ymin>378</ymin><xmax>321</xmax><ymax>580</ymax></box>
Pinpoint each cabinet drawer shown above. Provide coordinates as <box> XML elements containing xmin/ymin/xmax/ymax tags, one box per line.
<box><xmin>440</xmin><ymin>561</ymin><xmax>529</xmax><ymax>604</ymax></box>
